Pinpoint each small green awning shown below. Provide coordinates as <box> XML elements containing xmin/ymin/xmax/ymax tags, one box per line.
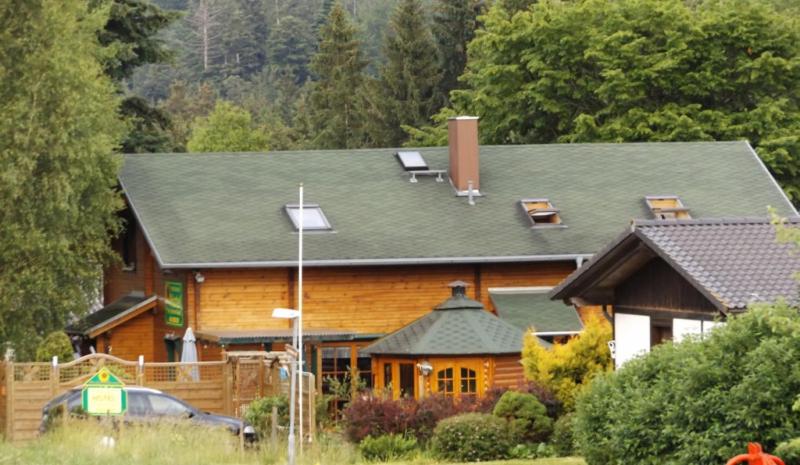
<box><xmin>491</xmin><ymin>290</ymin><xmax>583</xmax><ymax>335</ymax></box>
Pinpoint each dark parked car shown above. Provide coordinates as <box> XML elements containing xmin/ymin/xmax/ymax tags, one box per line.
<box><xmin>40</xmin><ymin>386</ymin><xmax>256</xmax><ymax>441</ymax></box>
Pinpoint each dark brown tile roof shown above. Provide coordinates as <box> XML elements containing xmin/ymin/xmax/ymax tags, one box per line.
<box><xmin>552</xmin><ymin>218</ymin><xmax>800</xmax><ymax>311</ymax></box>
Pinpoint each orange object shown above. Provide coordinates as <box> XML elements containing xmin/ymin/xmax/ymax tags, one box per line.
<box><xmin>725</xmin><ymin>443</ymin><xmax>785</xmax><ymax>465</ymax></box>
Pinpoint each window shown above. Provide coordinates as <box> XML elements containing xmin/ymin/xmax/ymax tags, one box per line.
<box><xmin>520</xmin><ymin>199</ymin><xmax>563</xmax><ymax>226</ymax></box>
<box><xmin>460</xmin><ymin>368</ymin><xmax>477</xmax><ymax>397</ymax></box>
<box><xmin>147</xmin><ymin>394</ymin><xmax>191</xmax><ymax>417</ymax></box>
<box><xmin>399</xmin><ymin>363</ymin><xmax>415</xmax><ymax>398</ymax></box>
<box><xmin>356</xmin><ymin>349</ymin><xmax>373</xmax><ymax>389</ymax></box>
<box><xmin>437</xmin><ymin>368</ymin><xmax>454</xmax><ymax>397</ymax></box>
<box><xmin>285</xmin><ymin>204</ymin><xmax>332</xmax><ymax>231</ymax></box>
<box><xmin>321</xmin><ymin>346</ymin><xmax>351</xmax><ymax>394</ymax></box>
<box><xmin>383</xmin><ymin>363</ymin><xmax>393</xmax><ymax>391</ymax></box>
<box><xmin>396</xmin><ymin>151</ymin><xmax>428</xmax><ymax>171</ymax></box>
<box><xmin>645</xmin><ymin>196</ymin><xmax>691</xmax><ymax>220</ymax></box>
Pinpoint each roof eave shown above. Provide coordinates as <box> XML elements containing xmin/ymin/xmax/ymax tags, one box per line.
<box><xmin>157</xmin><ymin>254</ymin><xmax>595</xmax><ymax>270</ymax></box>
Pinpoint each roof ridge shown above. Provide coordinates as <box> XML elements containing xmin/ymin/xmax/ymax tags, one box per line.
<box><xmin>633</xmin><ymin>217</ymin><xmax>800</xmax><ymax>228</ymax></box>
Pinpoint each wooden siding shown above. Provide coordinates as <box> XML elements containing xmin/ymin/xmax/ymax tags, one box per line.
<box><xmin>103</xmin><ymin>219</ymin><xmax>148</xmax><ymax>304</ymax></box>
<box><xmin>194</xmin><ymin>262</ymin><xmax>576</xmax><ymax>335</ymax></box>
<box><xmin>615</xmin><ymin>258</ymin><xmax>718</xmax><ymax>314</ymax></box>
<box><xmin>198</xmin><ymin>269</ymin><xmax>290</xmax><ymax>331</ymax></box>
<box><xmin>492</xmin><ymin>355</ymin><xmax>524</xmax><ymax>390</ymax></box>
<box><xmin>106</xmin><ymin>311</ymin><xmax>155</xmax><ymax>361</ymax></box>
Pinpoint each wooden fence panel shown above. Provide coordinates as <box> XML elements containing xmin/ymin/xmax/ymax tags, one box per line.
<box><xmin>2</xmin><ymin>352</ymin><xmax>311</xmax><ymax>442</ymax></box>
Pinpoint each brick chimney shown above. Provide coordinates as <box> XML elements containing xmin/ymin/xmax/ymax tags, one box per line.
<box><xmin>448</xmin><ymin>116</ymin><xmax>480</xmax><ymax>192</ymax></box>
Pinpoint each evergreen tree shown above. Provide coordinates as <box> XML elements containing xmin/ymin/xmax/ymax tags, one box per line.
<box><xmin>306</xmin><ymin>3</ymin><xmax>369</xmax><ymax>149</ymax></box>
<box><xmin>367</xmin><ymin>0</ymin><xmax>441</xmax><ymax>147</ymax></box>
<box><xmin>0</xmin><ymin>0</ymin><xmax>126</xmax><ymax>359</ymax></box>
<box><xmin>432</xmin><ymin>0</ymin><xmax>484</xmax><ymax>106</ymax></box>
<box><xmin>266</xmin><ymin>15</ymin><xmax>317</xmax><ymax>85</ymax></box>
<box><xmin>187</xmin><ymin>101</ymin><xmax>270</xmax><ymax>152</ymax></box>
<box><xmin>96</xmin><ymin>0</ymin><xmax>178</xmax><ymax>153</ymax></box>
<box><xmin>219</xmin><ymin>0</ymin><xmax>266</xmax><ymax>78</ymax></box>
<box><xmin>161</xmin><ymin>81</ymin><xmax>218</xmax><ymax>151</ymax></box>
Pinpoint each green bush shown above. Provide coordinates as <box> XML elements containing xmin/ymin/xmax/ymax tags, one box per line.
<box><xmin>243</xmin><ymin>395</ymin><xmax>289</xmax><ymax>438</ymax></box>
<box><xmin>359</xmin><ymin>434</ymin><xmax>418</xmax><ymax>462</ymax></box>
<box><xmin>776</xmin><ymin>438</ymin><xmax>800</xmax><ymax>465</ymax></box>
<box><xmin>34</xmin><ymin>332</ymin><xmax>73</xmax><ymax>363</ymax></box>
<box><xmin>575</xmin><ymin>303</ymin><xmax>800</xmax><ymax>465</ymax></box>
<box><xmin>432</xmin><ymin>413</ymin><xmax>512</xmax><ymax>462</ymax></box>
<box><xmin>492</xmin><ymin>391</ymin><xmax>553</xmax><ymax>443</ymax></box>
<box><xmin>551</xmin><ymin>413</ymin><xmax>576</xmax><ymax>456</ymax></box>
<box><xmin>509</xmin><ymin>442</ymin><xmax>556</xmax><ymax>460</ymax></box>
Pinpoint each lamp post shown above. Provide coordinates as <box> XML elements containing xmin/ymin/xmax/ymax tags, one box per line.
<box><xmin>272</xmin><ymin>307</ymin><xmax>300</xmax><ymax>465</ymax></box>
<box><xmin>272</xmin><ymin>181</ymin><xmax>306</xmax><ymax>465</ymax></box>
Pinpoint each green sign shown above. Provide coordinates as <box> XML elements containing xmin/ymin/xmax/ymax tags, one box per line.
<box><xmin>165</xmin><ymin>280</ymin><xmax>184</xmax><ymax>327</ymax></box>
<box><xmin>81</xmin><ymin>367</ymin><xmax>127</xmax><ymax>416</ymax></box>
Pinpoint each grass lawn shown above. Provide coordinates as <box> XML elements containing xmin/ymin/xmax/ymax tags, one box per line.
<box><xmin>0</xmin><ymin>423</ymin><xmax>586</xmax><ymax>465</ymax></box>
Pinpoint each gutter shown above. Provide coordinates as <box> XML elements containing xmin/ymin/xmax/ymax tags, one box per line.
<box><xmin>156</xmin><ymin>254</ymin><xmax>596</xmax><ymax>270</ymax></box>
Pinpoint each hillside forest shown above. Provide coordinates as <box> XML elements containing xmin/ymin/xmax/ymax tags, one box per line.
<box><xmin>2</xmin><ymin>0</ymin><xmax>800</xmax><ymax>358</ymax></box>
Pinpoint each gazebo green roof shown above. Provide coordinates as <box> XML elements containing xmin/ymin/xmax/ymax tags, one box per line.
<box><xmin>361</xmin><ymin>282</ymin><xmax>543</xmax><ymax>356</ymax></box>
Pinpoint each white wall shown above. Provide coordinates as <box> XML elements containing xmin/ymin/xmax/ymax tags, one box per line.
<box><xmin>673</xmin><ymin>318</ymin><xmax>703</xmax><ymax>343</ymax></box>
<box><xmin>614</xmin><ymin>313</ymin><xmax>651</xmax><ymax>369</ymax></box>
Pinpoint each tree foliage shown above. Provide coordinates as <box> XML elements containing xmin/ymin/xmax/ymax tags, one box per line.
<box><xmin>35</xmin><ymin>332</ymin><xmax>75</xmax><ymax>363</ymax></box>
<box><xmin>187</xmin><ymin>101</ymin><xmax>269</xmax><ymax>152</ymax></box>
<box><xmin>492</xmin><ymin>391</ymin><xmax>553</xmax><ymax>444</ymax></box>
<box><xmin>575</xmin><ymin>303</ymin><xmax>800</xmax><ymax>465</ymax></box>
<box><xmin>522</xmin><ymin>315</ymin><xmax>613</xmax><ymax>411</ymax></box>
<box><xmin>417</xmin><ymin>0</ymin><xmax>800</xmax><ymax>200</ymax></box>
<box><xmin>305</xmin><ymin>2</ymin><xmax>369</xmax><ymax>149</ymax></box>
<box><xmin>0</xmin><ymin>0</ymin><xmax>125</xmax><ymax>360</ymax></box>
<box><xmin>431</xmin><ymin>0</ymin><xmax>484</xmax><ymax>106</ymax></box>
<box><xmin>366</xmin><ymin>0</ymin><xmax>441</xmax><ymax>147</ymax></box>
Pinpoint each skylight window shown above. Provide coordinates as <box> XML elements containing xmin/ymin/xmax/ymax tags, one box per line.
<box><xmin>520</xmin><ymin>199</ymin><xmax>563</xmax><ymax>227</ymax></box>
<box><xmin>285</xmin><ymin>204</ymin><xmax>332</xmax><ymax>231</ymax></box>
<box><xmin>645</xmin><ymin>195</ymin><xmax>691</xmax><ymax>220</ymax></box>
<box><xmin>396</xmin><ymin>151</ymin><xmax>428</xmax><ymax>171</ymax></box>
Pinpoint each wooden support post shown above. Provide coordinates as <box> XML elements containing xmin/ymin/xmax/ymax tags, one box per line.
<box><xmin>5</xmin><ymin>361</ymin><xmax>13</xmax><ymax>442</ymax></box>
<box><xmin>271</xmin><ymin>405</ymin><xmax>278</xmax><ymax>448</ymax></box>
<box><xmin>136</xmin><ymin>355</ymin><xmax>145</xmax><ymax>385</ymax></box>
<box><xmin>308</xmin><ymin>374</ymin><xmax>315</xmax><ymax>441</ymax></box>
<box><xmin>223</xmin><ymin>359</ymin><xmax>233</xmax><ymax>416</ymax></box>
<box><xmin>50</xmin><ymin>356</ymin><xmax>59</xmax><ymax>399</ymax></box>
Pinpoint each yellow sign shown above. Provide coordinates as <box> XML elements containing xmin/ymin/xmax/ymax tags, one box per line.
<box><xmin>83</xmin><ymin>387</ymin><xmax>125</xmax><ymax>415</ymax></box>
<box><xmin>81</xmin><ymin>367</ymin><xmax>127</xmax><ymax>416</ymax></box>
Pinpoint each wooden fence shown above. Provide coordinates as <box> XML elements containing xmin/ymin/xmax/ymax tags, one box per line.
<box><xmin>0</xmin><ymin>352</ymin><xmax>314</xmax><ymax>442</ymax></box>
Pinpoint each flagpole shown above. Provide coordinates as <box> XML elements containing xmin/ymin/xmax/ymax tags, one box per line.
<box><xmin>297</xmin><ymin>183</ymin><xmax>304</xmax><ymax>449</ymax></box>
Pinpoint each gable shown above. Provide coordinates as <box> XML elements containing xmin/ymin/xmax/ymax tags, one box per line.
<box><xmin>120</xmin><ymin>141</ymin><xmax>796</xmax><ymax>268</ymax></box>
<box><xmin>615</xmin><ymin>257</ymin><xmax>719</xmax><ymax>314</ymax></box>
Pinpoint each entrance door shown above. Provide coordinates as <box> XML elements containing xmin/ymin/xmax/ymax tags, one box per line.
<box><xmin>381</xmin><ymin>360</ymin><xmax>417</xmax><ymax>399</ymax></box>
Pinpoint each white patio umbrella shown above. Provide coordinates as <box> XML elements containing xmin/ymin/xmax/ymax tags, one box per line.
<box><xmin>181</xmin><ymin>327</ymin><xmax>200</xmax><ymax>381</ymax></box>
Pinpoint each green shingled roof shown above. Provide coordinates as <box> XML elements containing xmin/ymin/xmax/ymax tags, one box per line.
<box><xmin>491</xmin><ymin>290</ymin><xmax>583</xmax><ymax>334</ymax></box>
<box><xmin>360</xmin><ymin>291</ymin><xmax>527</xmax><ymax>356</ymax></box>
<box><xmin>120</xmin><ymin>141</ymin><xmax>796</xmax><ymax>267</ymax></box>
<box><xmin>67</xmin><ymin>293</ymin><xmax>156</xmax><ymax>336</ymax></box>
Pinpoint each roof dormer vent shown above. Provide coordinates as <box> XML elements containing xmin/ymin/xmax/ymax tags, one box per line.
<box><xmin>646</xmin><ymin>195</ymin><xmax>691</xmax><ymax>220</ymax></box>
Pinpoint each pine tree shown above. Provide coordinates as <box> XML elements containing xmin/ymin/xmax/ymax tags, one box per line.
<box><xmin>0</xmin><ymin>0</ymin><xmax>126</xmax><ymax>359</ymax></box>
<box><xmin>306</xmin><ymin>2</ymin><xmax>369</xmax><ymax>149</ymax></box>
<box><xmin>432</xmin><ymin>0</ymin><xmax>484</xmax><ymax>106</ymax></box>
<box><xmin>367</xmin><ymin>0</ymin><xmax>441</xmax><ymax>147</ymax></box>
<box><xmin>266</xmin><ymin>15</ymin><xmax>317</xmax><ymax>85</ymax></box>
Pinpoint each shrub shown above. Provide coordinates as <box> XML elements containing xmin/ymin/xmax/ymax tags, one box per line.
<box><xmin>522</xmin><ymin>315</ymin><xmax>612</xmax><ymax>411</ymax></box>
<box><xmin>551</xmin><ymin>413</ymin><xmax>576</xmax><ymax>456</ymax></box>
<box><xmin>35</xmin><ymin>332</ymin><xmax>74</xmax><ymax>363</ymax></box>
<box><xmin>359</xmin><ymin>434</ymin><xmax>418</xmax><ymax>462</ymax></box>
<box><xmin>575</xmin><ymin>303</ymin><xmax>800</xmax><ymax>465</ymax></box>
<box><xmin>243</xmin><ymin>395</ymin><xmax>289</xmax><ymax>438</ymax></box>
<box><xmin>492</xmin><ymin>391</ymin><xmax>553</xmax><ymax>443</ymax></box>
<box><xmin>776</xmin><ymin>438</ymin><xmax>800</xmax><ymax>465</ymax></box>
<box><xmin>509</xmin><ymin>442</ymin><xmax>557</xmax><ymax>460</ymax></box>
<box><xmin>432</xmin><ymin>413</ymin><xmax>512</xmax><ymax>462</ymax></box>
<box><xmin>342</xmin><ymin>395</ymin><xmax>412</xmax><ymax>443</ymax></box>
